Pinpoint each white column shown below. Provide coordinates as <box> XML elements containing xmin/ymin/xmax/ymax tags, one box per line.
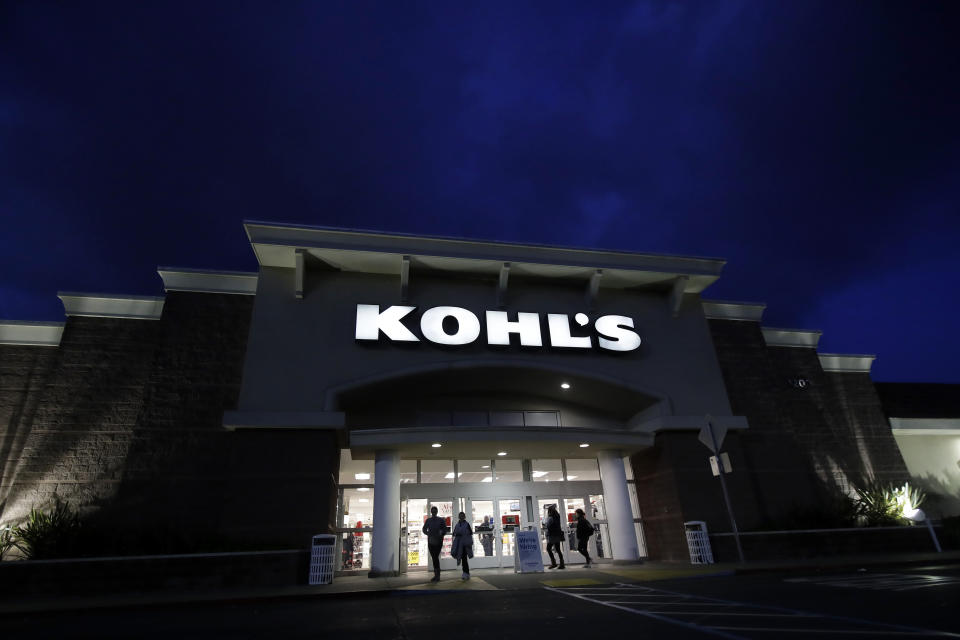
<box><xmin>370</xmin><ymin>450</ymin><xmax>400</xmax><ymax>576</ymax></box>
<box><xmin>597</xmin><ymin>450</ymin><xmax>639</xmax><ymax>561</ymax></box>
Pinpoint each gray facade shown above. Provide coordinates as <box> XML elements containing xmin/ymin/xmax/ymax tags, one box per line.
<box><xmin>0</xmin><ymin>222</ymin><xmax>930</xmax><ymax>565</ymax></box>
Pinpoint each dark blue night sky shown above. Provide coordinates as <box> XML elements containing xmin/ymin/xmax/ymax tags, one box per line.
<box><xmin>1</xmin><ymin>2</ymin><xmax>958</xmax><ymax>382</ymax></box>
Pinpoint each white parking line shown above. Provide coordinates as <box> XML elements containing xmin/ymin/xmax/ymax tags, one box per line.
<box><xmin>545</xmin><ymin>583</ymin><xmax>960</xmax><ymax>639</ymax></box>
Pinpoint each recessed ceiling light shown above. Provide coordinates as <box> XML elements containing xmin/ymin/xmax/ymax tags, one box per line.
<box><xmin>561</xmin><ymin>382</ymin><xmax>571</xmax><ymax>389</ymax></box>
<box><xmin>532</xmin><ymin>471</ymin><xmax>548</xmax><ymax>478</ymax></box>
<box><xmin>358</xmin><ymin>498</ymin><xmax>369</xmax><ymax>503</ymax></box>
<box><xmin>497</xmin><ymin>451</ymin><xmax>507</xmax><ymax>456</ymax></box>
<box><xmin>432</xmin><ymin>443</ymin><xmax>442</xmax><ymax>448</ymax></box>
<box><xmin>482</xmin><ymin>465</ymin><xmax>490</xmax><ymax>469</ymax></box>
<box><xmin>354</xmin><ymin>473</ymin><xmax>371</xmax><ymax>480</ymax></box>
<box><xmin>579</xmin><ymin>443</ymin><xmax>590</xmax><ymax>448</ymax></box>
<box><xmin>357</xmin><ymin>487</ymin><xmax>370</xmax><ymax>492</ymax></box>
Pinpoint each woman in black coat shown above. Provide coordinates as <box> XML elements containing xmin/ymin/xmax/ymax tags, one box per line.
<box><xmin>544</xmin><ymin>505</ymin><xmax>565</xmax><ymax>569</ymax></box>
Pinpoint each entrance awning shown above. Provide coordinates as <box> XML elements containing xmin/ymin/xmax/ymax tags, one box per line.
<box><xmin>347</xmin><ymin>426</ymin><xmax>653</xmax><ymax>459</ymax></box>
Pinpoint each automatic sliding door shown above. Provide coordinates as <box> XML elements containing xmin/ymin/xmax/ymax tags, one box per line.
<box><xmin>427</xmin><ymin>498</ymin><xmax>458</xmax><ymax>570</ymax></box>
<box><xmin>497</xmin><ymin>498</ymin><xmax>522</xmax><ymax>562</ymax></box>
<box><xmin>468</xmin><ymin>499</ymin><xmax>498</xmax><ymax>568</ymax></box>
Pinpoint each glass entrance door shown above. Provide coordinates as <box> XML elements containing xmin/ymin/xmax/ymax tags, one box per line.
<box><xmin>428</xmin><ymin>498</ymin><xmax>458</xmax><ymax>571</ymax></box>
<box><xmin>464</xmin><ymin>497</ymin><xmax>523</xmax><ymax>568</ymax></box>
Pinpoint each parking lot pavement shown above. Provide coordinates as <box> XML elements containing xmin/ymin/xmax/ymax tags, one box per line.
<box><xmin>547</xmin><ymin>582</ymin><xmax>960</xmax><ymax>639</ymax></box>
<box><xmin>784</xmin><ymin>571</ymin><xmax>960</xmax><ymax>592</ymax></box>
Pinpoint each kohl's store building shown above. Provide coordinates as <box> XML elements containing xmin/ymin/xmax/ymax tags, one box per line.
<box><xmin>2</xmin><ymin>222</ymin><xmax>957</xmax><ymax>574</ymax></box>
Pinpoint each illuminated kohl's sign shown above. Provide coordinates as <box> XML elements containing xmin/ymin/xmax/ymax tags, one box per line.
<box><xmin>355</xmin><ymin>304</ymin><xmax>641</xmax><ymax>352</ymax></box>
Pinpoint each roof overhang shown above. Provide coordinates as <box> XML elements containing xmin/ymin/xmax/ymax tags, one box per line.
<box><xmin>819</xmin><ymin>353</ymin><xmax>875</xmax><ymax>373</ymax></box>
<box><xmin>762</xmin><ymin>327</ymin><xmax>822</xmax><ymax>349</ymax></box>
<box><xmin>58</xmin><ymin>293</ymin><xmax>165</xmax><ymax>320</ymax></box>
<box><xmin>244</xmin><ymin>221</ymin><xmax>726</xmax><ymax>294</ymax></box>
<box><xmin>702</xmin><ymin>300</ymin><xmax>766</xmax><ymax>322</ymax></box>
<box><xmin>158</xmin><ymin>267</ymin><xmax>258</xmax><ymax>295</ymax></box>
<box><xmin>347</xmin><ymin>427</ymin><xmax>654</xmax><ymax>459</ymax></box>
<box><xmin>0</xmin><ymin>320</ymin><xmax>65</xmax><ymax>346</ymax></box>
<box><xmin>890</xmin><ymin>417</ymin><xmax>960</xmax><ymax>436</ymax></box>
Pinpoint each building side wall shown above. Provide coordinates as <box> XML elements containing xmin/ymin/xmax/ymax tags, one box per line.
<box><xmin>0</xmin><ymin>317</ymin><xmax>162</xmax><ymax>525</ymax></box>
<box><xmin>0</xmin><ymin>292</ymin><xmax>340</xmax><ymax>553</ymax></box>
<box><xmin>893</xmin><ymin>433</ymin><xmax>960</xmax><ymax>517</ymax></box>
<box><xmin>705</xmin><ymin>320</ymin><xmax>823</xmax><ymax>528</ymax></box>
<box><xmin>0</xmin><ymin>345</ymin><xmax>60</xmax><ymax>516</ymax></box>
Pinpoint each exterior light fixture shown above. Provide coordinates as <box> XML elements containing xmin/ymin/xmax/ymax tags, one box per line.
<box><xmin>497</xmin><ymin>451</ymin><xmax>507</xmax><ymax>456</ymax></box>
<box><xmin>432</xmin><ymin>443</ymin><xmax>442</xmax><ymax>448</ymax></box>
<box><xmin>579</xmin><ymin>443</ymin><xmax>590</xmax><ymax>448</ymax></box>
<box><xmin>561</xmin><ymin>382</ymin><xmax>571</xmax><ymax>389</ymax></box>
<box><xmin>354</xmin><ymin>473</ymin><xmax>371</xmax><ymax>480</ymax></box>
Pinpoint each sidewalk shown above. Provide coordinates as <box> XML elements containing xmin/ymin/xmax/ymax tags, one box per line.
<box><xmin>3</xmin><ymin>550</ymin><xmax>959</xmax><ymax>614</ymax></box>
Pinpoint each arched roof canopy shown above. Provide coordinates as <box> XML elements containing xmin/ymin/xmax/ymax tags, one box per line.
<box><xmin>328</xmin><ymin>360</ymin><xmax>670</xmax><ymax>429</ymax></box>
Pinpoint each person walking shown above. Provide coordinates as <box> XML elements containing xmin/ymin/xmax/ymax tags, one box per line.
<box><xmin>451</xmin><ymin>511</ymin><xmax>474</xmax><ymax>580</ymax></box>
<box><xmin>544</xmin><ymin>505</ymin><xmax>565</xmax><ymax>569</ymax></box>
<box><xmin>479</xmin><ymin>515</ymin><xmax>494</xmax><ymax>556</ymax></box>
<box><xmin>574</xmin><ymin>508</ymin><xmax>594</xmax><ymax>567</ymax></box>
<box><xmin>422</xmin><ymin>506</ymin><xmax>448</xmax><ymax>582</ymax></box>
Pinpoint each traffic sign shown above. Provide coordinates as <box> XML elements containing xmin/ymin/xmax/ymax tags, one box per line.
<box><xmin>698</xmin><ymin>415</ymin><xmax>727</xmax><ymax>453</ymax></box>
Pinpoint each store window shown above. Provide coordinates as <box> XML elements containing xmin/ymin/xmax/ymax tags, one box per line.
<box><xmin>459</xmin><ymin>460</ymin><xmax>492</xmax><ymax>483</ymax></box>
<box><xmin>421</xmin><ymin>459</ymin><xmax>454</xmax><ymax>483</ymax></box>
<box><xmin>531</xmin><ymin>459</ymin><xmax>563</xmax><ymax>482</ymax></box>
<box><xmin>338</xmin><ymin>449</ymin><xmax>374</xmax><ymax>484</ymax></box>
<box><xmin>494</xmin><ymin>458</ymin><xmax>523</xmax><ymax>482</ymax></box>
<box><xmin>400</xmin><ymin>460</ymin><xmax>418</xmax><ymax>484</ymax></box>
<box><xmin>341</xmin><ymin>487</ymin><xmax>374</xmax><ymax>570</ymax></box>
<box><xmin>564</xmin><ymin>458</ymin><xmax>600</xmax><ymax>481</ymax></box>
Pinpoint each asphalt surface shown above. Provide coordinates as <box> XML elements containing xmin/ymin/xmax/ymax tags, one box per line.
<box><xmin>5</xmin><ymin>562</ymin><xmax>960</xmax><ymax>639</ymax></box>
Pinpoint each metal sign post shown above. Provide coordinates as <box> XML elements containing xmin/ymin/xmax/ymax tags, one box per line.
<box><xmin>699</xmin><ymin>416</ymin><xmax>745</xmax><ymax>563</ymax></box>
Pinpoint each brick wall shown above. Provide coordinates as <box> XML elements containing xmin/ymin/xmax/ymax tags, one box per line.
<box><xmin>633</xmin><ymin>317</ymin><xmax>911</xmax><ymax>562</ymax></box>
<box><xmin>0</xmin><ymin>344</ymin><xmax>59</xmax><ymax>515</ymax></box>
<box><xmin>1</xmin><ymin>317</ymin><xmax>162</xmax><ymax>523</ymax></box>
<box><xmin>0</xmin><ymin>292</ymin><xmax>340</xmax><ymax>554</ymax></box>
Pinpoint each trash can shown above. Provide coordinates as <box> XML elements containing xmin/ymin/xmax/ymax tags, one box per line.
<box><xmin>684</xmin><ymin>521</ymin><xmax>714</xmax><ymax>565</ymax></box>
<box><xmin>309</xmin><ymin>534</ymin><xmax>336</xmax><ymax>585</ymax></box>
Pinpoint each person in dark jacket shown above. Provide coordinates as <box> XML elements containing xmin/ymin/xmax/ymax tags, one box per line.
<box><xmin>574</xmin><ymin>508</ymin><xmax>594</xmax><ymax>567</ymax></box>
<box><xmin>451</xmin><ymin>511</ymin><xmax>474</xmax><ymax>580</ymax></box>
<box><xmin>422</xmin><ymin>506</ymin><xmax>448</xmax><ymax>582</ymax></box>
<box><xmin>544</xmin><ymin>505</ymin><xmax>565</xmax><ymax>569</ymax></box>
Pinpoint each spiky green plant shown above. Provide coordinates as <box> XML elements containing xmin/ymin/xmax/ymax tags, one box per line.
<box><xmin>14</xmin><ymin>497</ymin><xmax>81</xmax><ymax>559</ymax></box>
<box><xmin>893</xmin><ymin>481</ymin><xmax>926</xmax><ymax>518</ymax></box>
<box><xmin>853</xmin><ymin>481</ymin><xmax>926</xmax><ymax>526</ymax></box>
<box><xmin>0</xmin><ymin>524</ymin><xmax>20</xmax><ymax>560</ymax></box>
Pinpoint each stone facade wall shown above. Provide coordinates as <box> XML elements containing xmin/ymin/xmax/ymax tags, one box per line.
<box><xmin>0</xmin><ymin>344</ymin><xmax>60</xmax><ymax>517</ymax></box>
<box><xmin>0</xmin><ymin>317</ymin><xmax>162</xmax><ymax>524</ymax></box>
<box><xmin>0</xmin><ymin>292</ymin><xmax>340</xmax><ymax>554</ymax></box>
<box><xmin>632</xmin><ymin>317</ymin><xmax>911</xmax><ymax>561</ymax></box>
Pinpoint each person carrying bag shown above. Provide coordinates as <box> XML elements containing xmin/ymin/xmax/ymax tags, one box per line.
<box><xmin>574</xmin><ymin>508</ymin><xmax>594</xmax><ymax>568</ymax></box>
<box><xmin>451</xmin><ymin>511</ymin><xmax>474</xmax><ymax>580</ymax></box>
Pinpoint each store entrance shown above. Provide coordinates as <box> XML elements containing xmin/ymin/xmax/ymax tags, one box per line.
<box><xmin>536</xmin><ymin>494</ymin><xmax>609</xmax><ymax>565</ymax></box>
<box><xmin>405</xmin><ymin>497</ymin><xmax>457</xmax><ymax>571</ymax></box>
<box><xmin>464</xmin><ymin>497</ymin><xmax>524</xmax><ymax>569</ymax></box>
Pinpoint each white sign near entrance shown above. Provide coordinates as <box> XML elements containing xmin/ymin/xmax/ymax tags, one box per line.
<box><xmin>513</xmin><ymin>530</ymin><xmax>545</xmax><ymax>573</ymax></box>
<box><xmin>356</xmin><ymin>304</ymin><xmax>642</xmax><ymax>352</ymax></box>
